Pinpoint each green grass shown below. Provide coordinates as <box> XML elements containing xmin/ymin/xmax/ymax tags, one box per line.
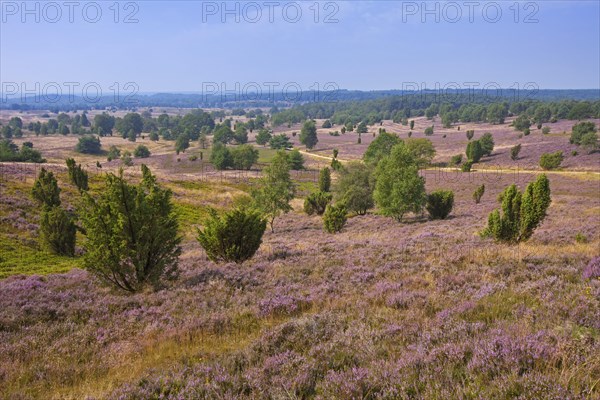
<box><xmin>0</xmin><ymin>235</ymin><xmax>81</xmax><ymax>279</ymax></box>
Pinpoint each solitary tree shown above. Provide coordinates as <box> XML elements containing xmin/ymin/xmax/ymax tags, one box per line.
<box><xmin>510</xmin><ymin>144</ymin><xmax>522</xmax><ymax>161</ymax></box>
<box><xmin>251</xmin><ymin>151</ymin><xmax>295</xmax><ymax>232</ymax></box>
<box><xmin>374</xmin><ymin>143</ymin><xmax>427</xmax><ymax>221</ymax></box>
<box><xmin>473</xmin><ymin>184</ymin><xmax>485</xmax><ymax>204</ymax></box>
<box><xmin>66</xmin><ymin>158</ymin><xmax>89</xmax><ymax>191</ymax></box>
<box><xmin>319</xmin><ymin>167</ymin><xmax>331</xmax><ymax>192</ymax></box>
<box><xmin>466</xmin><ymin>140</ymin><xmax>483</xmax><ymax>162</ymax></box>
<box><xmin>300</xmin><ymin>120</ymin><xmax>318</xmax><ymax>150</ymax></box>
<box><xmin>197</xmin><ymin>207</ymin><xmax>266</xmax><ymax>263</ymax></box>
<box><xmin>31</xmin><ymin>168</ymin><xmax>61</xmax><ymax>208</ymax></box>
<box><xmin>175</xmin><ymin>133</ymin><xmax>190</xmax><ymax>154</ymax></box>
<box><xmin>482</xmin><ymin>175</ymin><xmax>551</xmax><ymax>243</ymax></box>
<box><xmin>79</xmin><ymin>165</ymin><xmax>182</xmax><ymax>292</ymax></box>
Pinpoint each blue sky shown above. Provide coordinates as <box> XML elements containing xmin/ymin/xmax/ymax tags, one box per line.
<box><xmin>1</xmin><ymin>1</ymin><xmax>599</xmax><ymax>93</ymax></box>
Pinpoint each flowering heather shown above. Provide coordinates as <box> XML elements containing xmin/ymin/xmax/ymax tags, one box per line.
<box><xmin>0</xmin><ymin>140</ymin><xmax>599</xmax><ymax>399</ymax></box>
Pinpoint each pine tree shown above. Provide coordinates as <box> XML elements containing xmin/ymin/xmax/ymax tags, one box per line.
<box><xmin>31</xmin><ymin>168</ymin><xmax>61</xmax><ymax>208</ymax></box>
<box><xmin>66</xmin><ymin>158</ymin><xmax>89</xmax><ymax>191</ymax></box>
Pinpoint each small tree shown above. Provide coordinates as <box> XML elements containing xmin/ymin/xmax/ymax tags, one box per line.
<box><xmin>482</xmin><ymin>174</ymin><xmax>551</xmax><ymax>243</ymax></box>
<box><xmin>334</xmin><ymin>162</ymin><xmax>374</xmax><ymax>215</ymax></box>
<box><xmin>473</xmin><ymin>184</ymin><xmax>485</xmax><ymax>204</ymax></box>
<box><xmin>269</xmin><ymin>134</ymin><xmax>292</xmax><ymax>150</ymax></box>
<box><xmin>374</xmin><ymin>143</ymin><xmax>426</xmax><ymax>221</ymax></box>
<box><xmin>461</xmin><ymin>160</ymin><xmax>473</xmax><ymax>172</ymax></box>
<box><xmin>424</xmin><ymin>126</ymin><xmax>434</xmax><ymax>136</ymax></box>
<box><xmin>210</xmin><ymin>142</ymin><xmax>232</xmax><ymax>170</ymax></box>
<box><xmin>230</xmin><ymin>145</ymin><xmax>258</xmax><ymax>170</ymax></box>
<box><xmin>322</xmin><ymin>120</ymin><xmax>332</xmax><ymax>128</ymax></box>
<box><xmin>31</xmin><ymin>168</ymin><xmax>61</xmax><ymax>208</ymax></box>
<box><xmin>79</xmin><ymin>165</ymin><xmax>182</xmax><ymax>292</ymax></box>
<box><xmin>542</xmin><ymin>126</ymin><xmax>550</xmax><ymax>135</ymax></box>
<box><xmin>39</xmin><ymin>206</ymin><xmax>76</xmax><ymax>256</ymax></box>
<box><xmin>466</xmin><ymin>140</ymin><xmax>483</xmax><ymax>162</ymax></box>
<box><xmin>288</xmin><ymin>149</ymin><xmax>305</xmax><ymax>170</ymax></box>
<box><xmin>426</xmin><ymin>190</ymin><xmax>454</xmax><ymax>220</ymax></box>
<box><xmin>175</xmin><ymin>133</ymin><xmax>190</xmax><ymax>154</ymax></box>
<box><xmin>466</xmin><ymin>130</ymin><xmax>475</xmax><ymax>140</ymax></box>
<box><xmin>410</xmin><ymin>120</ymin><xmax>415</xmax><ymax>130</ymax></box>
<box><xmin>539</xmin><ymin>151</ymin><xmax>563</xmax><ymax>170</ymax></box>
<box><xmin>107</xmin><ymin>145</ymin><xmax>121</xmax><ymax>161</ymax></box>
<box><xmin>251</xmin><ymin>151</ymin><xmax>295</xmax><ymax>232</ymax></box>
<box><xmin>121</xmin><ymin>151</ymin><xmax>133</xmax><ymax>166</ymax></box>
<box><xmin>75</xmin><ymin>135</ymin><xmax>102</xmax><ymax>154</ymax></box>
<box><xmin>66</xmin><ymin>158</ymin><xmax>89</xmax><ymax>191</ymax></box>
<box><xmin>197</xmin><ymin>207</ymin><xmax>266</xmax><ymax>263</ymax></box>
<box><xmin>134</xmin><ymin>145</ymin><xmax>151</xmax><ymax>158</ymax></box>
<box><xmin>480</xmin><ymin>132</ymin><xmax>494</xmax><ymax>156</ymax></box>
<box><xmin>510</xmin><ymin>144</ymin><xmax>522</xmax><ymax>161</ymax></box>
<box><xmin>580</xmin><ymin>132</ymin><xmax>599</xmax><ymax>153</ymax></box>
<box><xmin>450</xmin><ymin>154</ymin><xmax>463</xmax><ymax>166</ymax></box>
<box><xmin>304</xmin><ymin>191</ymin><xmax>333</xmax><ymax>215</ymax></box>
<box><xmin>299</xmin><ymin>120</ymin><xmax>318</xmax><ymax>150</ymax></box>
<box><xmin>318</xmin><ymin>167</ymin><xmax>331</xmax><ymax>192</ymax></box>
<box><xmin>256</xmin><ymin>129</ymin><xmax>272</xmax><ymax>146</ymax></box>
<box><xmin>323</xmin><ymin>204</ymin><xmax>347</xmax><ymax>233</ymax></box>
<box><xmin>356</xmin><ymin>121</ymin><xmax>368</xmax><ymax>134</ymax></box>
<box><xmin>363</xmin><ymin>131</ymin><xmax>401</xmax><ymax>165</ymax></box>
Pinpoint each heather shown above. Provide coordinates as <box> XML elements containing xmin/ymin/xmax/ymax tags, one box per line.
<box><xmin>0</xmin><ymin>168</ymin><xmax>598</xmax><ymax>399</ymax></box>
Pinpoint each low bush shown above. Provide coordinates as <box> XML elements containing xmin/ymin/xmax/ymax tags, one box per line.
<box><xmin>426</xmin><ymin>190</ymin><xmax>454</xmax><ymax>220</ymax></box>
<box><xmin>323</xmin><ymin>204</ymin><xmax>347</xmax><ymax>233</ymax></box>
<box><xmin>304</xmin><ymin>191</ymin><xmax>333</xmax><ymax>216</ymax></box>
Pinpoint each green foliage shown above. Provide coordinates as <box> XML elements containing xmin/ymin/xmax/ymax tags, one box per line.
<box><xmin>175</xmin><ymin>133</ymin><xmax>190</xmax><ymax>154</ymax></box>
<box><xmin>426</xmin><ymin>190</ymin><xmax>454</xmax><ymax>220</ymax></box>
<box><xmin>404</xmin><ymin>138</ymin><xmax>436</xmax><ymax>168</ymax></box>
<box><xmin>450</xmin><ymin>154</ymin><xmax>463</xmax><ymax>166</ymax></box>
<box><xmin>0</xmin><ymin>139</ymin><xmax>45</xmax><ymax>163</ymax></box>
<box><xmin>374</xmin><ymin>143</ymin><xmax>426</xmax><ymax>221</ymax></box>
<box><xmin>331</xmin><ymin>158</ymin><xmax>343</xmax><ymax>171</ymax></box>
<box><xmin>356</xmin><ymin>121</ymin><xmax>368</xmax><ymax>134</ymax></box>
<box><xmin>580</xmin><ymin>132</ymin><xmax>599</xmax><ymax>152</ymax></box>
<box><xmin>251</xmin><ymin>151</ymin><xmax>295</xmax><ymax>232</ymax></box>
<box><xmin>230</xmin><ymin>145</ymin><xmax>259</xmax><ymax>170</ymax></box>
<box><xmin>322</xmin><ymin>120</ymin><xmax>332</xmax><ymax>128</ymax></box>
<box><xmin>334</xmin><ymin>162</ymin><xmax>374</xmax><ymax>215</ymax></box>
<box><xmin>299</xmin><ymin>120</ymin><xmax>318</xmax><ymax>150</ymax></box>
<box><xmin>210</xmin><ymin>142</ymin><xmax>233</xmax><ymax>170</ymax></box>
<box><xmin>287</xmin><ymin>149</ymin><xmax>305</xmax><ymax>170</ymax></box>
<box><xmin>107</xmin><ymin>145</ymin><xmax>121</xmax><ymax>161</ymax></box>
<box><xmin>410</xmin><ymin>120</ymin><xmax>415</xmax><ymax>129</ymax></box>
<box><xmin>512</xmin><ymin>115</ymin><xmax>531</xmax><ymax>132</ymax></box>
<box><xmin>256</xmin><ymin>128</ymin><xmax>272</xmax><ymax>146</ymax></box>
<box><xmin>363</xmin><ymin>131</ymin><xmax>401</xmax><ymax>165</ymax></box>
<box><xmin>510</xmin><ymin>144</ymin><xmax>522</xmax><ymax>161</ymax></box>
<box><xmin>461</xmin><ymin>160</ymin><xmax>473</xmax><ymax>172</ymax></box>
<box><xmin>473</xmin><ymin>184</ymin><xmax>485</xmax><ymax>204</ymax></box>
<box><xmin>121</xmin><ymin>151</ymin><xmax>133</xmax><ymax>166</ymax></box>
<box><xmin>66</xmin><ymin>158</ymin><xmax>89</xmax><ymax>191</ymax></box>
<box><xmin>134</xmin><ymin>145</ymin><xmax>151</xmax><ymax>158</ymax></box>
<box><xmin>79</xmin><ymin>165</ymin><xmax>182</xmax><ymax>292</ymax></box>
<box><xmin>75</xmin><ymin>135</ymin><xmax>102</xmax><ymax>154</ymax></box>
<box><xmin>424</xmin><ymin>126</ymin><xmax>434</xmax><ymax>136</ymax></box>
<box><xmin>213</xmin><ymin>125</ymin><xmax>234</xmax><ymax>144</ymax></box>
<box><xmin>318</xmin><ymin>167</ymin><xmax>331</xmax><ymax>192</ymax></box>
<box><xmin>575</xmin><ymin>233</ymin><xmax>588</xmax><ymax>244</ymax></box>
<box><xmin>570</xmin><ymin>121</ymin><xmax>596</xmax><ymax>145</ymax></box>
<box><xmin>304</xmin><ymin>191</ymin><xmax>333</xmax><ymax>216</ymax></box>
<box><xmin>482</xmin><ymin>175</ymin><xmax>551</xmax><ymax>243</ymax></box>
<box><xmin>40</xmin><ymin>206</ymin><xmax>76</xmax><ymax>257</ymax></box>
<box><xmin>196</xmin><ymin>207</ymin><xmax>266</xmax><ymax>264</ymax></box>
<box><xmin>93</xmin><ymin>113</ymin><xmax>115</xmax><ymax>136</ymax></box>
<box><xmin>149</xmin><ymin>131</ymin><xmax>159</xmax><ymax>141</ymax></box>
<box><xmin>466</xmin><ymin>130</ymin><xmax>474</xmax><ymax>140</ymax></box>
<box><xmin>31</xmin><ymin>168</ymin><xmax>61</xmax><ymax>208</ymax></box>
<box><xmin>323</xmin><ymin>204</ymin><xmax>347</xmax><ymax>233</ymax></box>
<box><xmin>269</xmin><ymin>134</ymin><xmax>292</xmax><ymax>150</ymax></box>
<box><xmin>116</xmin><ymin>113</ymin><xmax>144</xmax><ymax>138</ymax></box>
<box><xmin>539</xmin><ymin>151</ymin><xmax>563</xmax><ymax>170</ymax></box>
<box><xmin>466</xmin><ymin>140</ymin><xmax>483</xmax><ymax>162</ymax></box>
<box><xmin>542</xmin><ymin>126</ymin><xmax>550</xmax><ymax>135</ymax></box>
<box><xmin>479</xmin><ymin>132</ymin><xmax>494</xmax><ymax>156</ymax></box>
<box><xmin>234</xmin><ymin>125</ymin><xmax>248</xmax><ymax>144</ymax></box>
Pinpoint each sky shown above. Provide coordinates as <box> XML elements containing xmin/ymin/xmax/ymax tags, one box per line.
<box><xmin>1</xmin><ymin>0</ymin><xmax>599</xmax><ymax>95</ymax></box>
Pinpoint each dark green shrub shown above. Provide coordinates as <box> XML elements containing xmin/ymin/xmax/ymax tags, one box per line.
<box><xmin>107</xmin><ymin>145</ymin><xmax>121</xmax><ymax>161</ymax></box>
<box><xmin>473</xmin><ymin>184</ymin><xmax>485</xmax><ymax>204</ymax></box>
<box><xmin>66</xmin><ymin>158</ymin><xmax>89</xmax><ymax>191</ymax></box>
<box><xmin>318</xmin><ymin>167</ymin><xmax>331</xmax><ymax>192</ymax></box>
<box><xmin>570</xmin><ymin>122</ymin><xmax>596</xmax><ymax>145</ymax></box>
<box><xmin>323</xmin><ymin>204</ymin><xmax>347</xmax><ymax>233</ymax></box>
<box><xmin>134</xmin><ymin>145</ymin><xmax>151</xmax><ymax>158</ymax></box>
<box><xmin>304</xmin><ymin>191</ymin><xmax>332</xmax><ymax>216</ymax></box>
<box><xmin>481</xmin><ymin>174</ymin><xmax>551</xmax><ymax>243</ymax></box>
<box><xmin>334</xmin><ymin>162</ymin><xmax>374</xmax><ymax>215</ymax></box>
<box><xmin>466</xmin><ymin>140</ymin><xmax>483</xmax><ymax>162</ymax></box>
<box><xmin>75</xmin><ymin>135</ymin><xmax>102</xmax><ymax>154</ymax></box>
<box><xmin>230</xmin><ymin>145</ymin><xmax>258</xmax><ymax>170</ymax></box>
<box><xmin>450</xmin><ymin>154</ymin><xmax>463</xmax><ymax>166</ymax></box>
<box><xmin>510</xmin><ymin>144</ymin><xmax>522</xmax><ymax>161</ymax></box>
<box><xmin>40</xmin><ymin>206</ymin><xmax>76</xmax><ymax>256</ymax></box>
<box><xmin>288</xmin><ymin>149</ymin><xmax>305</xmax><ymax>170</ymax></box>
<box><xmin>210</xmin><ymin>142</ymin><xmax>232</xmax><ymax>170</ymax></box>
<box><xmin>466</xmin><ymin>130</ymin><xmax>475</xmax><ymax>140</ymax></box>
<box><xmin>426</xmin><ymin>190</ymin><xmax>454</xmax><ymax>220</ymax></box>
<box><xmin>80</xmin><ymin>165</ymin><xmax>182</xmax><ymax>292</ymax></box>
<box><xmin>461</xmin><ymin>160</ymin><xmax>473</xmax><ymax>172</ymax></box>
<box><xmin>539</xmin><ymin>151</ymin><xmax>563</xmax><ymax>170</ymax></box>
<box><xmin>424</xmin><ymin>126</ymin><xmax>434</xmax><ymax>136</ymax></box>
<box><xmin>31</xmin><ymin>168</ymin><xmax>61</xmax><ymax>208</ymax></box>
<box><xmin>196</xmin><ymin>207</ymin><xmax>266</xmax><ymax>263</ymax></box>
<box><xmin>480</xmin><ymin>132</ymin><xmax>494</xmax><ymax>156</ymax></box>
